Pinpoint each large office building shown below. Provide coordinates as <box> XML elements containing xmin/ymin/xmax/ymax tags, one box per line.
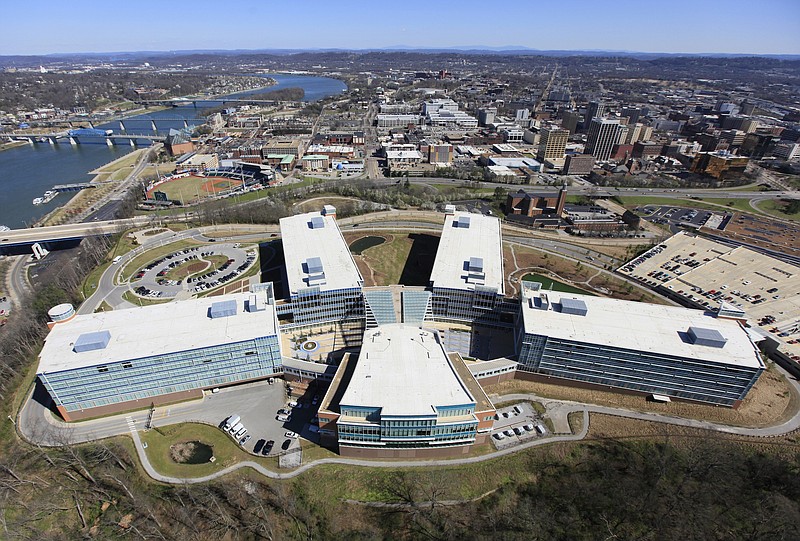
<box><xmin>585</xmin><ymin>118</ymin><xmax>621</xmax><ymax>161</ymax></box>
<box><xmin>37</xmin><ymin>292</ymin><xmax>282</xmax><ymax>421</ymax></box>
<box><xmin>537</xmin><ymin>127</ymin><xmax>569</xmax><ymax>163</ymax></box>
<box><xmin>429</xmin><ymin>212</ymin><xmax>515</xmax><ymax>326</ymax></box>
<box><xmin>516</xmin><ymin>283</ymin><xmax>764</xmax><ymax>407</ymax></box>
<box><xmin>279</xmin><ymin>209</ymin><xmax>365</xmax><ymax>326</ymax></box>
<box><xmin>317</xmin><ymin>325</ymin><xmax>495</xmax><ymax>458</ymax></box>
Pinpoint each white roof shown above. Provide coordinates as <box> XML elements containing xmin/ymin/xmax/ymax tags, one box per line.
<box><xmin>385</xmin><ymin>150</ymin><xmax>423</xmax><ymax>160</ymax></box>
<box><xmin>37</xmin><ymin>291</ymin><xmax>278</xmax><ymax>373</ymax></box>
<box><xmin>430</xmin><ymin>212</ymin><xmax>505</xmax><ymax>294</ymax></box>
<box><xmin>279</xmin><ymin>211</ymin><xmax>363</xmax><ymax>294</ymax></box>
<box><xmin>520</xmin><ymin>289</ymin><xmax>763</xmax><ymax>369</ymax></box>
<box><xmin>339</xmin><ymin>325</ymin><xmax>475</xmax><ymax>416</ymax></box>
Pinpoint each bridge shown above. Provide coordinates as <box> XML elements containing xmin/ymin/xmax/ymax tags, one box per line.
<box><xmin>1</xmin><ymin>132</ymin><xmax>165</xmax><ymax>147</ymax></box>
<box><xmin>14</xmin><ymin>116</ymin><xmax>206</xmax><ymax>131</ymax></box>
<box><xmin>0</xmin><ymin>217</ymin><xmax>152</xmax><ymax>254</ymax></box>
<box><xmin>135</xmin><ymin>98</ymin><xmax>284</xmax><ymax>108</ymax></box>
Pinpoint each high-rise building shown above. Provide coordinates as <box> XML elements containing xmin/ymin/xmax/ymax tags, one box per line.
<box><xmin>585</xmin><ymin>101</ymin><xmax>605</xmax><ymax>125</ymax></box>
<box><xmin>477</xmin><ymin>107</ymin><xmax>497</xmax><ymax>127</ymax></box>
<box><xmin>561</xmin><ymin>110</ymin><xmax>582</xmax><ymax>135</ymax></box>
<box><xmin>585</xmin><ymin>118</ymin><xmax>621</xmax><ymax>161</ymax></box>
<box><xmin>621</xmin><ymin>106</ymin><xmax>641</xmax><ymax>124</ymax></box>
<box><xmin>537</xmin><ymin>127</ymin><xmax>569</xmax><ymax>162</ymax></box>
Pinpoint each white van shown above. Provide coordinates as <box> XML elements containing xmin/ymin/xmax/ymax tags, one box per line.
<box><xmin>229</xmin><ymin>421</ymin><xmax>244</xmax><ymax>435</ymax></box>
<box><xmin>112</xmin><ymin>256</ymin><xmax>122</xmax><ymax>264</ymax></box>
<box><xmin>235</xmin><ymin>426</ymin><xmax>247</xmax><ymax>439</ymax></box>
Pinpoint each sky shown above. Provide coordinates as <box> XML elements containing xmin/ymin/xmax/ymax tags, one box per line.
<box><xmin>2</xmin><ymin>0</ymin><xmax>799</xmax><ymax>56</ymax></box>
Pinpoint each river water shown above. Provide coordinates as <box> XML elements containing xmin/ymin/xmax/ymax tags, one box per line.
<box><xmin>0</xmin><ymin>74</ymin><xmax>347</xmax><ymax>229</ymax></box>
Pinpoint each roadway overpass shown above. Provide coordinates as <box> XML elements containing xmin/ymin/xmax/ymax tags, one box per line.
<box><xmin>0</xmin><ymin>217</ymin><xmax>151</xmax><ymax>254</ymax></box>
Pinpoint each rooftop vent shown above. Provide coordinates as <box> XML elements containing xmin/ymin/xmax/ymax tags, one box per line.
<box><xmin>688</xmin><ymin>326</ymin><xmax>727</xmax><ymax>348</ymax></box>
<box><xmin>246</xmin><ymin>293</ymin><xmax>265</xmax><ymax>313</ymax></box>
<box><xmin>304</xmin><ymin>257</ymin><xmax>326</xmax><ymax>286</ymax></box>
<box><xmin>209</xmin><ymin>300</ymin><xmax>237</xmax><ymax>319</ymax></box>
<box><xmin>560</xmin><ymin>298</ymin><xmax>588</xmax><ymax>316</ymax></box>
<box><xmin>322</xmin><ymin>205</ymin><xmax>337</xmax><ymax>216</ymax></box>
<box><xmin>455</xmin><ymin>215</ymin><xmax>471</xmax><ymax>228</ymax></box>
<box><xmin>73</xmin><ymin>330</ymin><xmax>111</xmax><ymax>353</ymax></box>
<box><xmin>309</xmin><ymin>216</ymin><xmax>325</xmax><ymax>229</ymax></box>
<box><xmin>468</xmin><ymin>257</ymin><xmax>484</xmax><ymax>273</ymax></box>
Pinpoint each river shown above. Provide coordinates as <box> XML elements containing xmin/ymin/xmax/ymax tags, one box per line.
<box><xmin>0</xmin><ymin>74</ymin><xmax>347</xmax><ymax>229</ymax></box>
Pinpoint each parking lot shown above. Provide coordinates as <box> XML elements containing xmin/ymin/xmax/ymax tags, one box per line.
<box><xmin>129</xmin><ymin>243</ymin><xmax>256</xmax><ymax>300</ymax></box>
<box><xmin>490</xmin><ymin>402</ymin><xmax>549</xmax><ymax>450</ymax></box>
<box><xmin>149</xmin><ymin>379</ymin><xmax>311</xmax><ymax>458</ymax></box>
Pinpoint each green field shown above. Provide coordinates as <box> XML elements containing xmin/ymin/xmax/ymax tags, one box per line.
<box><xmin>521</xmin><ymin>273</ymin><xmax>593</xmax><ymax>295</ymax></box>
<box><xmin>754</xmin><ymin>199</ymin><xmax>800</xmax><ymax>221</ymax></box>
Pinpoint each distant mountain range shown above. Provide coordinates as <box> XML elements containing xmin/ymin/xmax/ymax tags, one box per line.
<box><xmin>2</xmin><ymin>46</ymin><xmax>799</xmax><ymax>64</ymax></box>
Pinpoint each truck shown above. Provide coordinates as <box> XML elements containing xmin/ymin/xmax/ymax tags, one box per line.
<box><xmin>228</xmin><ymin>421</ymin><xmax>244</xmax><ymax>436</ymax></box>
<box><xmin>223</xmin><ymin>414</ymin><xmax>240</xmax><ymax>431</ymax></box>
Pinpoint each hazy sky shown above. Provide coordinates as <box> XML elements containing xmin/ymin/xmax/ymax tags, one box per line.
<box><xmin>2</xmin><ymin>0</ymin><xmax>799</xmax><ymax>56</ymax></box>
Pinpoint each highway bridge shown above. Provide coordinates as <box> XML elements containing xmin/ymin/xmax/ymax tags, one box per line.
<box><xmin>0</xmin><ymin>217</ymin><xmax>152</xmax><ymax>254</ymax></box>
<box><xmin>1</xmin><ymin>132</ymin><xmax>165</xmax><ymax>146</ymax></box>
<box><xmin>135</xmin><ymin>98</ymin><xmax>284</xmax><ymax>108</ymax></box>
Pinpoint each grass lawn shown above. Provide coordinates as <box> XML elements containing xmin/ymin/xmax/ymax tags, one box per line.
<box><xmin>81</xmin><ymin>261</ymin><xmax>111</xmax><ymax>300</ymax></box>
<box><xmin>754</xmin><ymin>199</ymin><xmax>800</xmax><ymax>221</ymax></box>
<box><xmin>358</xmin><ymin>234</ymin><xmax>413</xmax><ymax>285</ymax></box>
<box><xmin>122</xmin><ymin>291</ymin><xmax>171</xmax><ymax>306</ymax></box>
<box><xmin>521</xmin><ymin>273</ymin><xmax>593</xmax><ymax>295</ymax></box>
<box><xmin>621</xmin><ymin>195</ymin><xmax>759</xmax><ymax>215</ymax></box>
<box><xmin>141</xmin><ymin>422</ymin><xmax>278</xmax><ymax>478</ymax></box>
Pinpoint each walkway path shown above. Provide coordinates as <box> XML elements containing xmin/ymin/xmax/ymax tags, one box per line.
<box><xmin>18</xmin><ymin>362</ymin><xmax>800</xmax><ymax>484</ymax></box>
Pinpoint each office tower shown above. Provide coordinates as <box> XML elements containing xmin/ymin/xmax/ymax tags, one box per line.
<box><xmin>585</xmin><ymin>118</ymin><xmax>621</xmax><ymax>161</ymax></box>
<box><xmin>586</xmin><ymin>101</ymin><xmax>606</xmax><ymax>124</ymax></box>
<box><xmin>537</xmin><ymin>127</ymin><xmax>569</xmax><ymax>162</ymax></box>
<box><xmin>561</xmin><ymin>110</ymin><xmax>582</xmax><ymax>135</ymax></box>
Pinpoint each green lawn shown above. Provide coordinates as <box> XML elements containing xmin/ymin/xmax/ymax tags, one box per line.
<box><xmin>521</xmin><ymin>273</ymin><xmax>593</xmax><ymax>295</ymax></box>
<box><xmin>620</xmin><ymin>195</ymin><xmax>764</xmax><ymax>215</ymax></box>
<box><xmin>140</xmin><ymin>422</ymin><xmax>278</xmax><ymax>478</ymax></box>
<box><xmin>122</xmin><ymin>291</ymin><xmax>171</xmax><ymax>306</ymax></box>
<box><xmin>754</xmin><ymin>199</ymin><xmax>800</xmax><ymax>221</ymax></box>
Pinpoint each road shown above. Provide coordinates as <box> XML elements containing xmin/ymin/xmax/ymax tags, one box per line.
<box><xmin>17</xmin><ymin>361</ymin><xmax>800</xmax><ymax>483</ymax></box>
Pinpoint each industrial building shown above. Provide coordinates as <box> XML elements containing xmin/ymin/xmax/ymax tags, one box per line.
<box><xmin>429</xmin><ymin>212</ymin><xmax>516</xmax><ymax>326</ymax></box>
<box><xmin>279</xmin><ymin>208</ymin><xmax>365</xmax><ymax>326</ymax></box>
<box><xmin>36</xmin><ymin>291</ymin><xmax>282</xmax><ymax>421</ymax></box>
<box><xmin>317</xmin><ymin>325</ymin><xmax>495</xmax><ymax>458</ymax></box>
<box><xmin>516</xmin><ymin>282</ymin><xmax>764</xmax><ymax>407</ymax></box>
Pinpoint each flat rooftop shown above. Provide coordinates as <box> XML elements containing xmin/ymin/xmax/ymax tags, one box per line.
<box><xmin>520</xmin><ymin>289</ymin><xmax>763</xmax><ymax>369</ymax></box>
<box><xmin>38</xmin><ymin>291</ymin><xmax>278</xmax><ymax>374</ymax></box>
<box><xmin>279</xmin><ymin>211</ymin><xmax>364</xmax><ymax>295</ymax></box>
<box><xmin>339</xmin><ymin>325</ymin><xmax>476</xmax><ymax>417</ymax></box>
<box><xmin>430</xmin><ymin>212</ymin><xmax>505</xmax><ymax>294</ymax></box>
<box><xmin>618</xmin><ymin>231</ymin><xmax>800</xmax><ymax>356</ymax></box>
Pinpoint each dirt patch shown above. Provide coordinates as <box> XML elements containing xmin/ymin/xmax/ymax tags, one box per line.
<box><xmin>169</xmin><ymin>441</ymin><xmax>214</xmax><ymax>464</ymax></box>
<box><xmin>486</xmin><ymin>363</ymin><xmax>796</xmax><ymax>428</ymax></box>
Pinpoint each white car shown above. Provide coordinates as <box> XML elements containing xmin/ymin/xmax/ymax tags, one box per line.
<box><xmin>285</xmin><ymin>431</ymin><xmax>299</xmax><ymax>439</ymax></box>
<box><xmin>493</xmin><ymin>432</ymin><xmax>505</xmax><ymax>440</ymax></box>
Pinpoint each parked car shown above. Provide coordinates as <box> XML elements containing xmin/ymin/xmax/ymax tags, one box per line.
<box><xmin>263</xmin><ymin>440</ymin><xmax>274</xmax><ymax>455</ymax></box>
<box><xmin>285</xmin><ymin>431</ymin><xmax>299</xmax><ymax>439</ymax></box>
<box><xmin>493</xmin><ymin>432</ymin><xmax>505</xmax><ymax>440</ymax></box>
<box><xmin>239</xmin><ymin>434</ymin><xmax>251</xmax><ymax>446</ymax></box>
<box><xmin>281</xmin><ymin>439</ymin><xmax>292</xmax><ymax>450</ymax></box>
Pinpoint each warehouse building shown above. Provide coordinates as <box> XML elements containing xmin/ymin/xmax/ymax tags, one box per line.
<box><xmin>516</xmin><ymin>282</ymin><xmax>764</xmax><ymax>407</ymax></box>
<box><xmin>37</xmin><ymin>291</ymin><xmax>282</xmax><ymax>421</ymax></box>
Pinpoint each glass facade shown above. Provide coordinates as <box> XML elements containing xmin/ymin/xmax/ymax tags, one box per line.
<box><xmin>431</xmin><ymin>286</ymin><xmax>517</xmax><ymax>327</ymax></box>
<box><xmin>291</xmin><ymin>286</ymin><xmax>364</xmax><ymax>325</ymax></box>
<box><xmin>517</xmin><ymin>331</ymin><xmax>762</xmax><ymax>406</ymax></box>
<box><xmin>39</xmin><ymin>335</ymin><xmax>282</xmax><ymax>412</ymax></box>
<box><xmin>338</xmin><ymin>404</ymin><xmax>478</xmax><ymax>448</ymax></box>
